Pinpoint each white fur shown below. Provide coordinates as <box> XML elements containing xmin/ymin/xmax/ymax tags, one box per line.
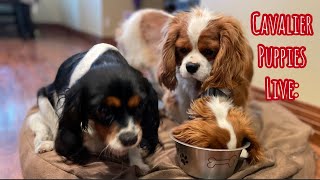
<box><xmin>53</xmin><ymin>91</ymin><xmax>64</xmax><ymax>117</ymax></box>
<box><xmin>207</xmin><ymin>96</ymin><xmax>237</xmax><ymax>149</ymax></box>
<box><xmin>108</xmin><ymin>117</ymin><xmax>141</xmax><ymax>151</ymax></box>
<box><xmin>28</xmin><ymin>96</ymin><xmax>59</xmax><ymax>153</ymax></box>
<box><xmin>240</xmin><ymin>149</ymin><xmax>249</xmax><ymax>158</ymax></box>
<box><xmin>69</xmin><ymin>43</ymin><xmax>118</xmax><ymax>87</ymax></box>
<box><xmin>129</xmin><ymin>147</ymin><xmax>150</xmax><ymax>173</ymax></box>
<box><xmin>179</xmin><ymin>49</ymin><xmax>212</xmax><ymax>81</ymax></box>
<box><xmin>187</xmin><ymin>9</ymin><xmax>215</xmax><ymax>46</ymax></box>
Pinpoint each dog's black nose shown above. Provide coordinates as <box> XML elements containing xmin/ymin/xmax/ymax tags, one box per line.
<box><xmin>186</xmin><ymin>62</ymin><xmax>200</xmax><ymax>74</ymax></box>
<box><xmin>119</xmin><ymin>132</ymin><xmax>138</xmax><ymax>146</ymax></box>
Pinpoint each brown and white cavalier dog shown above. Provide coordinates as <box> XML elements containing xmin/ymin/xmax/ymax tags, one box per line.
<box><xmin>172</xmin><ymin>94</ymin><xmax>264</xmax><ymax>164</ymax></box>
<box><xmin>158</xmin><ymin>8</ymin><xmax>254</xmax><ymax>122</ymax></box>
<box><xmin>116</xmin><ymin>9</ymin><xmax>173</xmax><ymax>98</ymax></box>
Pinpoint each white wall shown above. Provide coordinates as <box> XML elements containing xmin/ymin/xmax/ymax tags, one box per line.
<box><xmin>75</xmin><ymin>0</ymin><xmax>103</xmax><ymax>37</ymax></box>
<box><xmin>32</xmin><ymin>0</ymin><xmax>63</xmax><ymax>24</ymax></box>
<box><xmin>32</xmin><ymin>0</ymin><xmax>103</xmax><ymax>37</ymax></box>
<box><xmin>102</xmin><ymin>0</ymin><xmax>134</xmax><ymax>37</ymax></box>
<box><xmin>201</xmin><ymin>0</ymin><xmax>320</xmax><ymax>107</ymax></box>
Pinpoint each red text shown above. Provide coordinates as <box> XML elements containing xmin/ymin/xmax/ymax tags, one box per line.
<box><xmin>251</xmin><ymin>11</ymin><xmax>314</xmax><ymax>36</ymax></box>
<box><xmin>265</xmin><ymin>76</ymin><xmax>299</xmax><ymax>101</ymax></box>
<box><xmin>257</xmin><ymin>44</ymin><xmax>307</xmax><ymax>68</ymax></box>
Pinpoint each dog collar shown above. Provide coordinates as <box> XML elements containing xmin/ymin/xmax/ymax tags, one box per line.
<box><xmin>199</xmin><ymin>88</ymin><xmax>231</xmax><ymax>99</ymax></box>
<box><xmin>188</xmin><ymin>88</ymin><xmax>231</xmax><ymax>120</ymax></box>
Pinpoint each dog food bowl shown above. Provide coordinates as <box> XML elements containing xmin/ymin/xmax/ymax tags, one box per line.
<box><xmin>170</xmin><ymin>131</ymin><xmax>250</xmax><ymax>179</ymax></box>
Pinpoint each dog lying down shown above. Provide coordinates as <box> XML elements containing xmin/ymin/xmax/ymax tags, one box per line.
<box><xmin>28</xmin><ymin>43</ymin><xmax>160</xmax><ymax>173</ymax></box>
<box><xmin>172</xmin><ymin>95</ymin><xmax>264</xmax><ymax>164</ymax></box>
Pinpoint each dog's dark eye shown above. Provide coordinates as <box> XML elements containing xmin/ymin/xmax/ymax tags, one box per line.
<box><xmin>98</xmin><ymin>106</ymin><xmax>114</xmax><ymax>121</ymax></box>
<box><xmin>178</xmin><ymin>47</ymin><xmax>190</xmax><ymax>55</ymax></box>
<box><xmin>129</xmin><ymin>102</ymin><xmax>144</xmax><ymax>116</ymax></box>
<box><xmin>201</xmin><ymin>49</ymin><xmax>217</xmax><ymax>58</ymax></box>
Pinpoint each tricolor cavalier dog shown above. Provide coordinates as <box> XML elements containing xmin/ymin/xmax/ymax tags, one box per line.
<box><xmin>28</xmin><ymin>43</ymin><xmax>160</xmax><ymax>171</ymax></box>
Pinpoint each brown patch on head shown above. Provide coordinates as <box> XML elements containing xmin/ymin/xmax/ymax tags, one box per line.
<box><xmin>128</xmin><ymin>95</ymin><xmax>141</xmax><ymax>108</ymax></box>
<box><xmin>198</xmin><ymin>27</ymin><xmax>220</xmax><ymax>61</ymax></box>
<box><xmin>227</xmin><ymin>107</ymin><xmax>265</xmax><ymax>164</ymax></box>
<box><xmin>95</xmin><ymin>122</ymin><xmax>119</xmax><ymax>144</ymax></box>
<box><xmin>158</xmin><ymin>12</ymin><xmax>189</xmax><ymax>90</ymax></box>
<box><xmin>105</xmin><ymin>96</ymin><xmax>121</xmax><ymax>108</ymax></box>
<box><xmin>175</xmin><ymin>28</ymin><xmax>192</xmax><ymax>65</ymax></box>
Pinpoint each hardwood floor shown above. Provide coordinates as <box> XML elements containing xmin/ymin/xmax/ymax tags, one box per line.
<box><xmin>0</xmin><ymin>26</ymin><xmax>101</xmax><ymax>179</ymax></box>
<box><xmin>0</xmin><ymin>26</ymin><xmax>318</xmax><ymax>179</ymax></box>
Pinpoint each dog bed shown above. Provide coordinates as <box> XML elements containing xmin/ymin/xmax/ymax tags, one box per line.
<box><xmin>19</xmin><ymin>101</ymin><xmax>316</xmax><ymax>179</ymax></box>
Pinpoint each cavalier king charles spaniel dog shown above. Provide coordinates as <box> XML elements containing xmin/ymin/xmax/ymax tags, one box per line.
<box><xmin>116</xmin><ymin>9</ymin><xmax>173</xmax><ymax>98</ymax></box>
<box><xmin>172</xmin><ymin>93</ymin><xmax>264</xmax><ymax>164</ymax></box>
<box><xmin>158</xmin><ymin>8</ymin><xmax>254</xmax><ymax>123</ymax></box>
<box><xmin>28</xmin><ymin>43</ymin><xmax>160</xmax><ymax>172</ymax></box>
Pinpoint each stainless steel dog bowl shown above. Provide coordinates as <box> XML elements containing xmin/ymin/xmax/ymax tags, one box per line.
<box><xmin>170</xmin><ymin>131</ymin><xmax>250</xmax><ymax>179</ymax></box>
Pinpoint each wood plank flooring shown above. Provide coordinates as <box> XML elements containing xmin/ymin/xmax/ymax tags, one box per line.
<box><xmin>0</xmin><ymin>26</ymin><xmax>318</xmax><ymax>179</ymax></box>
<box><xmin>0</xmin><ymin>26</ymin><xmax>97</xmax><ymax>178</ymax></box>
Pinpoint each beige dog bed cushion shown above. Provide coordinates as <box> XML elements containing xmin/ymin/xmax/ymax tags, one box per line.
<box><xmin>19</xmin><ymin>101</ymin><xmax>316</xmax><ymax>179</ymax></box>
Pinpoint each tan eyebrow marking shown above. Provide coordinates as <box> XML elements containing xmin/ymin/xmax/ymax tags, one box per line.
<box><xmin>128</xmin><ymin>95</ymin><xmax>141</xmax><ymax>108</ymax></box>
<box><xmin>105</xmin><ymin>96</ymin><xmax>121</xmax><ymax>108</ymax></box>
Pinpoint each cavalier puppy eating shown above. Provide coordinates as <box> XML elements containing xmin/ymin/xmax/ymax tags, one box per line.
<box><xmin>172</xmin><ymin>94</ymin><xmax>264</xmax><ymax>164</ymax></box>
<box><xmin>28</xmin><ymin>43</ymin><xmax>160</xmax><ymax>172</ymax></box>
<box><xmin>158</xmin><ymin>8</ymin><xmax>254</xmax><ymax>122</ymax></box>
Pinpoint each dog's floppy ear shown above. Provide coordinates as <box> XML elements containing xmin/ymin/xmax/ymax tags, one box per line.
<box><xmin>139</xmin><ymin>81</ymin><xmax>160</xmax><ymax>154</ymax></box>
<box><xmin>242</xmin><ymin>125</ymin><xmax>265</xmax><ymax>165</ymax></box>
<box><xmin>228</xmin><ymin>107</ymin><xmax>264</xmax><ymax>164</ymax></box>
<box><xmin>202</xmin><ymin>16</ymin><xmax>254</xmax><ymax>91</ymax></box>
<box><xmin>54</xmin><ymin>83</ymin><xmax>90</xmax><ymax>164</ymax></box>
<box><xmin>158</xmin><ymin>13</ymin><xmax>187</xmax><ymax>90</ymax></box>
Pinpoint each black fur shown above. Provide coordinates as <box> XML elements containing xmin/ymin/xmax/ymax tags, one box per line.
<box><xmin>38</xmin><ymin>49</ymin><xmax>160</xmax><ymax>164</ymax></box>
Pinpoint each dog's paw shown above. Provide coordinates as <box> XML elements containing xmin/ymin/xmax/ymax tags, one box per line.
<box><xmin>137</xmin><ymin>163</ymin><xmax>151</xmax><ymax>174</ymax></box>
<box><xmin>162</xmin><ymin>90</ymin><xmax>178</xmax><ymax>106</ymax></box>
<box><xmin>130</xmin><ymin>161</ymin><xmax>150</xmax><ymax>174</ymax></box>
<box><xmin>35</xmin><ymin>141</ymin><xmax>54</xmax><ymax>154</ymax></box>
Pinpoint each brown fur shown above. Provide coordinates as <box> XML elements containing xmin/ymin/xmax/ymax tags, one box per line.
<box><xmin>201</xmin><ymin>16</ymin><xmax>254</xmax><ymax>107</ymax></box>
<box><xmin>95</xmin><ymin>122</ymin><xmax>119</xmax><ymax>144</ymax></box>
<box><xmin>105</xmin><ymin>96</ymin><xmax>121</xmax><ymax>108</ymax></box>
<box><xmin>227</xmin><ymin>108</ymin><xmax>265</xmax><ymax>164</ymax></box>
<box><xmin>173</xmin><ymin>119</ymin><xmax>230</xmax><ymax>149</ymax></box>
<box><xmin>158</xmin><ymin>12</ymin><xmax>189</xmax><ymax>90</ymax></box>
<box><xmin>128</xmin><ymin>95</ymin><xmax>141</xmax><ymax>108</ymax></box>
<box><xmin>172</xmin><ymin>97</ymin><xmax>264</xmax><ymax>164</ymax></box>
<box><xmin>140</xmin><ymin>11</ymin><xmax>171</xmax><ymax>46</ymax></box>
